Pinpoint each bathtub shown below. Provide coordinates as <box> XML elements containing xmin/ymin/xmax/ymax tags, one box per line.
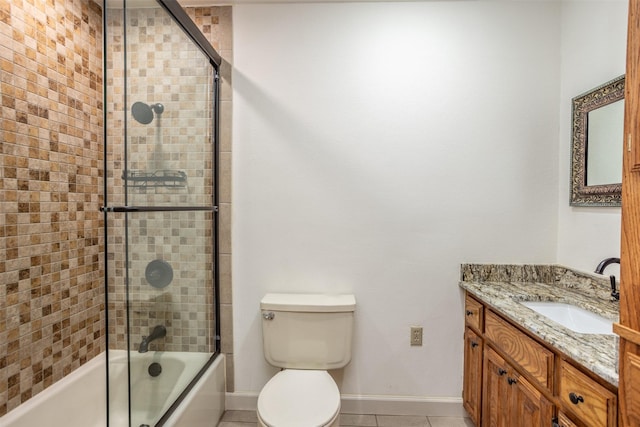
<box><xmin>0</xmin><ymin>350</ymin><xmax>225</xmax><ymax>427</ymax></box>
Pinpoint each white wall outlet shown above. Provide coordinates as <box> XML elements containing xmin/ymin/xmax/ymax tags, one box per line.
<box><xmin>410</xmin><ymin>326</ymin><xmax>423</xmax><ymax>346</ymax></box>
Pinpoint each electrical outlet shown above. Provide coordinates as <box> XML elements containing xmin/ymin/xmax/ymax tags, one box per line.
<box><xmin>410</xmin><ymin>326</ymin><xmax>423</xmax><ymax>346</ymax></box>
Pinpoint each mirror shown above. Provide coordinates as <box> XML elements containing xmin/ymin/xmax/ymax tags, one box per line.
<box><xmin>570</xmin><ymin>75</ymin><xmax>624</xmax><ymax>206</ymax></box>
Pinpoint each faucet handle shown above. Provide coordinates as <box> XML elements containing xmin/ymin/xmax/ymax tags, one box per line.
<box><xmin>609</xmin><ymin>275</ymin><xmax>620</xmax><ymax>301</ymax></box>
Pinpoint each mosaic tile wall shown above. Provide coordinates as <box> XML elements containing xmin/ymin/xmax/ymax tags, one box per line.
<box><xmin>0</xmin><ymin>0</ymin><xmax>104</xmax><ymax>417</ymax></box>
<box><xmin>185</xmin><ymin>5</ymin><xmax>235</xmax><ymax>393</ymax></box>
<box><xmin>105</xmin><ymin>5</ymin><xmax>233</xmax><ymax>384</ymax></box>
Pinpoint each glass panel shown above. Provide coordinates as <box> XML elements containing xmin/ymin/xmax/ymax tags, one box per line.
<box><xmin>106</xmin><ymin>211</ymin><xmax>215</xmax><ymax>426</ymax></box>
<box><xmin>105</xmin><ymin>4</ymin><xmax>128</xmax><ymax>426</ymax></box>
<box><xmin>112</xmin><ymin>210</ymin><xmax>215</xmax><ymax>427</ymax></box>
<box><xmin>105</xmin><ymin>1</ymin><xmax>218</xmax><ymax>426</ymax></box>
<box><xmin>124</xmin><ymin>3</ymin><xmax>214</xmax><ymax>208</ymax></box>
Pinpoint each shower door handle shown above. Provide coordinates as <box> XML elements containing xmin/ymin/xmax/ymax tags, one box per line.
<box><xmin>101</xmin><ymin>206</ymin><xmax>218</xmax><ymax>212</ymax></box>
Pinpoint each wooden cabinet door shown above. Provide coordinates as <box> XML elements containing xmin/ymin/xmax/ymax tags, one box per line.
<box><xmin>619</xmin><ymin>1</ymin><xmax>640</xmax><ymax>426</ymax></box>
<box><xmin>483</xmin><ymin>347</ymin><xmax>512</xmax><ymax>427</ymax></box>
<box><xmin>626</xmin><ymin>0</ymin><xmax>640</xmax><ymax>174</ymax></box>
<box><xmin>622</xmin><ymin>0</ymin><xmax>640</xmax><ymax>326</ymax></box>
<box><xmin>618</xmin><ymin>338</ymin><xmax>640</xmax><ymax>426</ymax></box>
<box><xmin>483</xmin><ymin>346</ymin><xmax>554</xmax><ymax>427</ymax></box>
<box><xmin>463</xmin><ymin>327</ymin><xmax>483</xmax><ymax>425</ymax></box>
<box><xmin>512</xmin><ymin>373</ymin><xmax>553</xmax><ymax>427</ymax></box>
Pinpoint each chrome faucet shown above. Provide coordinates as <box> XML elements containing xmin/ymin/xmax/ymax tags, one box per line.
<box><xmin>594</xmin><ymin>257</ymin><xmax>620</xmax><ymax>301</ymax></box>
<box><xmin>138</xmin><ymin>325</ymin><xmax>167</xmax><ymax>353</ymax></box>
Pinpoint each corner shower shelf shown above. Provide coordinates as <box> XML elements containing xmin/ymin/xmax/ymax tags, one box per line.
<box><xmin>123</xmin><ymin>170</ymin><xmax>188</xmax><ymax>188</ymax></box>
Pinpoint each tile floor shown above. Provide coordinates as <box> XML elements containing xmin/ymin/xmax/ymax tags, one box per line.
<box><xmin>218</xmin><ymin>410</ymin><xmax>474</xmax><ymax>427</ymax></box>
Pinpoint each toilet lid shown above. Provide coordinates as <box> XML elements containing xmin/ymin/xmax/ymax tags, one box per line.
<box><xmin>258</xmin><ymin>370</ymin><xmax>340</xmax><ymax>427</ymax></box>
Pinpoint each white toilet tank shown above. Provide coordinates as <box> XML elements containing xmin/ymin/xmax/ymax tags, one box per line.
<box><xmin>260</xmin><ymin>293</ymin><xmax>356</xmax><ymax>370</ymax></box>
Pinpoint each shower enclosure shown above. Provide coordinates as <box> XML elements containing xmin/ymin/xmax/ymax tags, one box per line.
<box><xmin>103</xmin><ymin>1</ymin><xmax>222</xmax><ymax>425</ymax></box>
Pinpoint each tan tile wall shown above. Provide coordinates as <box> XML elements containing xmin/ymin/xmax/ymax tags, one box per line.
<box><xmin>185</xmin><ymin>6</ymin><xmax>234</xmax><ymax>392</ymax></box>
<box><xmin>0</xmin><ymin>0</ymin><xmax>105</xmax><ymax>417</ymax></box>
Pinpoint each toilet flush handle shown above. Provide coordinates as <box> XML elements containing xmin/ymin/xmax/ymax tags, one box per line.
<box><xmin>262</xmin><ymin>312</ymin><xmax>275</xmax><ymax>320</ymax></box>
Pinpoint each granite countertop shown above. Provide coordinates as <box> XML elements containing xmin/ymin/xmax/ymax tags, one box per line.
<box><xmin>459</xmin><ymin>264</ymin><xmax>620</xmax><ymax>387</ymax></box>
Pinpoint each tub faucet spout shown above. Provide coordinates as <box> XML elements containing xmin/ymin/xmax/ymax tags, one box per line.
<box><xmin>139</xmin><ymin>325</ymin><xmax>167</xmax><ymax>353</ymax></box>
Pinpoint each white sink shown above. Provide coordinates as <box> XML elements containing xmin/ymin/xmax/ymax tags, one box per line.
<box><xmin>520</xmin><ymin>301</ymin><xmax>615</xmax><ymax>335</ymax></box>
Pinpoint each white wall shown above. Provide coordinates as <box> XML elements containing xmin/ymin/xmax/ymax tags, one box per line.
<box><xmin>232</xmin><ymin>1</ymin><xmax>561</xmax><ymax>400</ymax></box>
<box><xmin>556</xmin><ymin>0</ymin><xmax>627</xmax><ymax>274</ymax></box>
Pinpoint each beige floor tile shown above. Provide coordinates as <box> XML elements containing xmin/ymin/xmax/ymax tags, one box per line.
<box><xmin>376</xmin><ymin>415</ymin><xmax>431</xmax><ymax>427</ymax></box>
<box><xmin>221</xmin><ymin>410</ymin><xmax>258</xmax><ymax>422</ymax></box>
<box><xmin>218</xmin><ymin>423</ymin><xmax>257</xmax><ymax>427</ymax></box>
<box><xmin>427</xmin><ymin>416</ymin><xmax>474</xmax><ymax>427</ymax></box>
<box><xmin>218</xmin><ymin>411</ymin><xmax>473</xmax><ymax>427</ymax></box>
<box><xmin>340</xmin><ymin>413</ymin><xmax>378</xmax><ymax>426</ymax></box>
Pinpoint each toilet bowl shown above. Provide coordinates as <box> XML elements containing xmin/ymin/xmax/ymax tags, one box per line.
<box><xmin>257</xmin><ymin>293</ymin><xmax>356</xmax><ymax>427</ymax></box>
<box><xmin>257</xmin><ymin>370</ymin><xmax>340</xmax><ymax>427</ymax></box>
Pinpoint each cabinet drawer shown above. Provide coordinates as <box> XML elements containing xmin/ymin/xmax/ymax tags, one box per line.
<box><xmin>465</xmin><ymin>294</ymin><xmax>484</xmax><ymax>332</ymax></box>
<box><xmin>485</xmin><ymin>310</ymin><xmax>554</xmax><ymax>391</ymax></box>
<box><xmin>559</xmin><ymin>360</ymin><xmax>617</xmax><ymax>427</ymax></box>
<box><xmin>557</xmin><ymin>411</ymin><xmax>579</xmax><ymax>427</ymax></box>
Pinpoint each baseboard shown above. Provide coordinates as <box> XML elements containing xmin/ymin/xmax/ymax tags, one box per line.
<box><xmin>225</xmin><ymin>391</ymin><xmax>259</xmax><ymax>411</ymax></box>
<box><xmin>340</xmin><ymin>394</ymin><xmax>465</xmax><ymax>417</ymax></box>
<box><xmin>225</xmin><ymin>391</ymin><xmax>464</xmax><ymax>417</ymax></box>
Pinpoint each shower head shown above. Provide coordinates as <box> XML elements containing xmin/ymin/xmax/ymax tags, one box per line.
<box><xmin>132</xmin><ymin>101</ymin><xmax>164</xmax><ymax>125</ymax></box>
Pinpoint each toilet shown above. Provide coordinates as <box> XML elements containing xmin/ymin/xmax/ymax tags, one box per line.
<box><xmin>257</xmin><ymin>293</ymin><xmax>356</xmax><ymax>427</ymax></box>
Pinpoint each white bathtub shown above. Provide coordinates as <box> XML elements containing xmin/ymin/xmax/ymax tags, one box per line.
<box><xmin>0</xmin><ymin>350</ymin><xmax>225</xmax><ymax>427</ymax></box>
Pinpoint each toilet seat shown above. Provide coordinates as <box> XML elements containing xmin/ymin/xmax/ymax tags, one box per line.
<box><xmin>257</xmin><ymin>369</ymin><xmax>341</xmax><ymax>427</ymax></box>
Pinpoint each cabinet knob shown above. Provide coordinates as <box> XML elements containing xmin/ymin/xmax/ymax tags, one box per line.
<box><xmin>471</xmin><ymin>341</ymin><xmax>479</xmax><ymax>348</ymax></box>
<box><xmin>507</xmin><ymin>377</ymin><xmax>517</xmax><ymax>385</ymax></box>
<box><xmin>569</xmin><ymin>392</ymin><xmax>584</xmax><ymax>405</ymax></box>
<box><xmin>466</xmin><ymin>310</ymin><xmax>473</xmax><ymax>316</ymax></box>
<box><xmin>498</xmin><ymin>368</ymin><xmax>507</xmax><ymax>376</ymax></box>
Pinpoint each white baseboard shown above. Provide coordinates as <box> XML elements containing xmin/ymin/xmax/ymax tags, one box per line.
<box><xmin>225</xmin><ymin>391</ymin><xmax>259</xmax><ymax>411</ymax></box>
<box><xmin>340</xmin><ymin>394</ymin><xmax>465</xmax><ymax>417</ymax></box>
<box><xmin>225</xmin><ymin>391</ymin><xmax>464</xmax><ymax>417</ymax></box>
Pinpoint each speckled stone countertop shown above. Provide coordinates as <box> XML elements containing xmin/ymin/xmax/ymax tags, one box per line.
<box><xmin>459</xmin><ymin>264</ymin><xmax>620</xmax><ymax>387</ymax></box>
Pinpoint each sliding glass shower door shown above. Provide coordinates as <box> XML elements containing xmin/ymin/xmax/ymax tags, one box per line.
<box><xmin>104</xmin><ymin>1</ymin><xmax>221</xmax><ymax>425</ymax></box>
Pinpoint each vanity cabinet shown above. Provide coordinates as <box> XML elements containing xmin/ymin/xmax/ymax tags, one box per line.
<box><xmin>462</xmin><ymin>292</ymin><xmax>618</xmax><ymax>427</ymax></box>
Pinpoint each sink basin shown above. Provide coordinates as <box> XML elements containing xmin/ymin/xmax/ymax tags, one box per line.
<box><xmin>520</xmin><ymin>301</ymin><xmax>615</xmax><ymax>335</ymax></box>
